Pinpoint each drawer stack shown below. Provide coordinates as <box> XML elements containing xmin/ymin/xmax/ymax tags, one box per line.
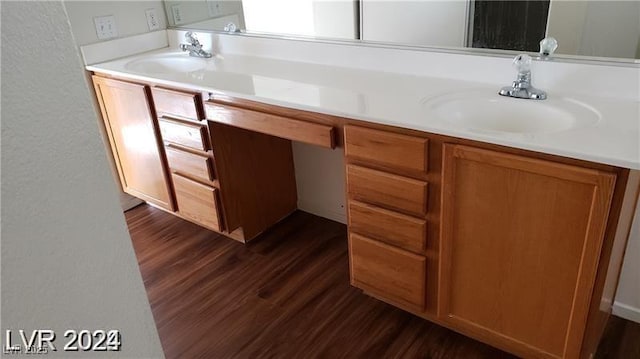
<box><xmin>344</xmin><ymin>125</ymin><xmax>429</xmax><ymax>311</ymax></box>
<box><xmin>152</xmin><ymin>88</ymin><xmax>224</xmax><ymax>232</ymax></box>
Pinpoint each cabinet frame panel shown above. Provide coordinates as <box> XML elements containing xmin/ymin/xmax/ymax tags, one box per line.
<box><xmin>439</xmin><ymin>144</ymin><xmax>616</xmax><ymax>359</ymax></box>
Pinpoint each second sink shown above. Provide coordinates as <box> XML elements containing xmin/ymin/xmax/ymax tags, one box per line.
<box><xmin>423</xmin><ymin>90</ymin><xmax>600</xmax><ymax>134</ymax></box>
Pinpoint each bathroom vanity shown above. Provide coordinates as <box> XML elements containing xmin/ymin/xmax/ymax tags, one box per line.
<box><xmin>87</xmin><ymin>40</ymin><xmax>639</xmax><ymax>359</ymax></box>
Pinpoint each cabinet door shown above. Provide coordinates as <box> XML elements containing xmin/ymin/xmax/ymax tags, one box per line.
<box><xmin>93</xmin><ymin>76</ymin><xmax>174</xmax><ymax>211</ymax></box>
<box><xmin>439</xmin><ymin>144</ymin><xmax>615</xmax><ymax>359</ymax></box>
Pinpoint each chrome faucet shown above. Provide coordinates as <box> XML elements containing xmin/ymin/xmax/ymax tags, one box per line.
<box><xmin>179</xmin><ymin>32</ymin><xmax>212</xmax><ymax>58</ymax></box>
<box><xmin>498</xmin><ymin>54</ymin><xmax>547</xmax><ymax>100</ymax></box>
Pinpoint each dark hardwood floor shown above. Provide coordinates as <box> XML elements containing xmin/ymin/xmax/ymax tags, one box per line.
<box><xmin>125</xmin><ymin>204</ymin><xmax>640</xmax><ymax>359</ymax></box>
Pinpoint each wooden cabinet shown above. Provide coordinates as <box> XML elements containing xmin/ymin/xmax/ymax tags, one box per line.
<box><xmin>92</xmin><ymin>76</ymin><xmax>173</xmax><ymax>210</ymax></box>
<box><xmin>348</xmin><ymin>201</ymin><xmax>427</xmax><ymax>253</ymax></box>
<box><xmin>344</xmin><ymin>124</ymin><xmax>633</xmax><ymax>359</ymax></box>
<box><xmin>344</xmin><ymin>125</ymin><xmax>428</xmax><ymax>173</ymax></box>
<box><xmin>172</xmin><ymin>173</ymin><xmax>223</xmax><ymax>232</ymax></box>
<box><xmin>152</xmin><ymin>87</ymin><xmax>204</xmax><ymax>120</ymax></box>
<box><xmin>204</xmin><ymin>101</ymin><xmax>336</xmax><ymax>149</ymax></box>
<box><xmin>344</xmin><ymin>125</ymin><xmax>432</xmax><ymax>315</ymax></box>
<box><xmin>93</xmin><ymin>74</ymin><xmax>299</xmax><ymax>243</ymax></box>
<box><xmin>439</xmin><ymin>144</ymin><xmax>616</xmax><ymax>359</ymax></box>
<box><xmin>92</xmin><ymin>74</ymin><xmax>635</xmax><ymax>358</ymax></box>
<box><xmin>165</xmin><ymin>146</ymin><xmax>215</xmax><ymax>182</ymax></box>
<box><xmin>158</xmin><ymin>117</ymin><xmax>209</xmax><ymax>151</ymax></box>
<box><xmin>350</xmin><ymin>233</ymin><xmax>426</xmax><ymax>310</ymax></box>
<box><xmin>347</xmin><ymin>164</ymin><xmax>428</xmax><ymax>217</ymax></box>
<box><xmin>152</xmin><ymin>88</ymin><xmax>222</xmax><ymax>232</ymax></box>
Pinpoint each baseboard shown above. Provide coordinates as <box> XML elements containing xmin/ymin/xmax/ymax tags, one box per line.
<box><xmin>612</xmin><ymin>301</ymin><xmax>640</xmax><ymax>324</ymax></box>
<box><xmin>298</xmin><ymin>200</ymin><xmax>347</xmax><ymax>224</ymax></box>
<box><xmin>120</xmin><ymin>193</ymin><xmax>144</xmax><ymax>211</ymax></box>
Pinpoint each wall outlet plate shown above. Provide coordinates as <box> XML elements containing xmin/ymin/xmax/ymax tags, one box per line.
<box><xmin>171</xmin><ymin>4</ymin><xmax>183</xmax><ymax>25</ymax></box>
<box><xmin>94</xmin><ymin>15</ymin><xmax>118</xmax><ymax>40</ymax></box>
<box><xmin>207</xmin><ymin>0</ymin><xmax>221</xmax><ymax>17</ymax></box>
<box><xmin>145</xmin><ymin>8</ymin><xmax>160</xmax><ymax>31</ymax></box>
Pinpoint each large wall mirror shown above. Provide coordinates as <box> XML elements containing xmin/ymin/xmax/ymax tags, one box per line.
<box><xmin>164</xmin><ymin>0</ymin><xmax>640</xmax><ymax>62</ymax></box>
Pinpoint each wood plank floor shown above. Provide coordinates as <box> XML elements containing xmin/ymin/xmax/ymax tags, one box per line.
<box><xmin>126</xmin><ymin>204</ymin><xmax>640</xmax><ymax>359</ymax></box>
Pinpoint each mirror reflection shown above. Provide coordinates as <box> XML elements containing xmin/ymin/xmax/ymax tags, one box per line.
<box><xmin>164</xmin><ymin>0</ymin><xmax>640</xmax><ymax>60</ymax></box>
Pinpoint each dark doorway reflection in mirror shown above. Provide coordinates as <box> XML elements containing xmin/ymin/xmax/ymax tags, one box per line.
<box><xmin>470</xmin><ymin>0</ymin><xmax>550</xmax><ymax>53</ymax></box>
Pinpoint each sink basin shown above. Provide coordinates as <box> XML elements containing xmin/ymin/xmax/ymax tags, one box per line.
<box><xmin>125</xmin><ymin>53</ymin><xmax>208</xmax><ymax>74</ymax></box>
<box><xmin>423</xmin><ymin>90</ymin><xmax>600</xmax><ymax>134</ymax></box>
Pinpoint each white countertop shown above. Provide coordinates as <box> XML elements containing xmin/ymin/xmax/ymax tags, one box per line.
<box><xmin>87</xmin><ymin>48</ymin><xmax>640</xmax><ymax>169</ymax></box>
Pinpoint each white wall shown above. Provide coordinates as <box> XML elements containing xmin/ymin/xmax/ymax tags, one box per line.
<box><xmin>361</xmin><ymin>0</ymin><xmax>468</xmax><ymax>47</ymax></box>
<box><xmin>64</xmin><ymin>0</ymin><xmax>167</xmax><ymax>46</ymax></box>
<box><xmin>312</xmin><ymin>1</ymin><xmax>358</xmax><ymax>40</ymax></box>
<box><xmin>579</xmin><ymin>1</ymin><xmax>640</xmax><ymax>59</ymax></box>
<box><xmin>1</xmin><ymin>2</ymin><xmax>165</xmax><ymax>357</ymax></box>
<box><xmin>547</xmin><ymin>0</ymin><xmax>640</xmax><ymax>59</ymax></box>
<box><xmin>293</xmin><ymin>143</ymin><xmax>346</xmax><ymax>224</ymax></box>
<box><xmin>242</xmin><ymin>0</ymin><xmax>357</xmax><ymax>39</ymax></box>
<box><xmin>545</xmin><ymin>0</ymin><xmax>588</xmax><ymax>56</ymax></box>
<box><xmin>614</xmin><ymin>201</ymin><xmax>640</xmax><ymax>323</ymax></box>
<box><xmin>164</xmin><ymin>0</ymin><xmax>245</xmax><ymax>29</ymax></box>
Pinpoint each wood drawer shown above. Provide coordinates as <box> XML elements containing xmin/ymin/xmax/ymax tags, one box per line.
<box><xmin>159</xmin><ymin>117</ymin><xmax>209</xmax><ymax>150</ymax></box>
<box><xmin>345</xmin><ymin>126</ymin><xmax>428</xmax><ymax>173</ymax></box>
<box><xmin>348</xmin><ymin>201</ymin><xmax>426</xmax><ymax>253</ymax></box>
<box><xmin>205</xmin><ymin>102</ymin><xmax>335</xmax><ymax>148</ymax></box>
<box><xmin>350</xmin><ymin>233</ymin><xmax>426</xmax><ymax>309</ymax></box>
<box><xmin>152</xmin><ymin>87</ymin><xmax>203</xmax><ymax>120</ymax></box>
<box><xmin>347</xmin><ymin>164</ymin><xmax>427</xmax><ymax>217</ymax></box>
<box><xmin>172</xmin><ymin>173</ymin><xmax>223</xmax><ymax>232</ymax></box>
<box><xmin>165</xmin><ymin>145</ymin><xmax>214</xmax><ymax>182</ymax></box>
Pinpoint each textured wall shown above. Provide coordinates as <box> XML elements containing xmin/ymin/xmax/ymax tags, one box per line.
<box><xmin>1</xmin><ymin>2</ymin><xmax>164</xmax><ymax>357</ymax></box>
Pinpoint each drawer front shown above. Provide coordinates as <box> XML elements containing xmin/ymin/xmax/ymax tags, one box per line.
<box><xmin>350</xmin><ymin>233</ymin><xmax>426</xmax><ymax>309</ymax></box>
<box><xmin>347</xmin><ymin>165</ymin><xmax>427</xmax><ymax>217</ymax></box>
<box><xmin>172</xmin><ymin>173</ymin><xmax>223</xmax><ymax>232</ymax></box>
<box><xmin>349</xmin><ymin>201</ymin><xmax>426</xmax><ymax>253</ymax></box>
<box><xmin>345</xmin><ymin>126</ymin><xmax>428</xmax><ymax>173</ymax></box>
<box><xmin>165</xmin><ymin>146</ymin><xmax>214</xmax><ymax>182</ymax></box>
<box><xmin>159</xmin><ymin>117</ymin><xmax>209</xmax><ymax>150</ymax></box>
<box><xmin>205</xmin><ymin>102</ymin><xmax>335</xmax><ymax>148</ymax></box>
<box><xmin>152</xmin><ymin>87</ymin><xmax>203</xmax><ymax>120</ymax></box>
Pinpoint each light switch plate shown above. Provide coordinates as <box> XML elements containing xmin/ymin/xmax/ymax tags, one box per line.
<box><xmin>145</xmin><ymin>8</ymin><xmax>160</xmax><ymax>31</ymax></box>
<box><xmin>171</xmin><ymin>4</ymin><xmax>183</xmax><ymax>25</ymax></box>
<box><xmin>94</xmin><ymin>15</ymin><xmax>118</xmax><ymax>40</ymax></box>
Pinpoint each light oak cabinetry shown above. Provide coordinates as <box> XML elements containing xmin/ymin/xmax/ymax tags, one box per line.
<box><xmin>440</xmin><ymin>144</ymin><xmax>616</xmax><ymax>359</ymax></box>
<box><xmin>92</xmin><ymin>72</ymin><xmax>637</xmax><ymax>359</ymax></box>
<box><xmin>345</xmin><ymin>124</ymin><xmax>636</xmax><ymax>359</ymax></box>
<box><xmin>93</xmin><ymin>75</ymin><xmax>298</xmax><ymax>242</ymax></box>
<box><xmin>345</xmin><ymin>125</ymin><xmax>432</xmax><ymax>313</ymax></box>
<box><xmin>172</xmin><ymin>173</ymin><xmax>223</xmax><ymax>232</ymax></box>
<box><xmin>92</xmin><ymin>76</ymin><xmax>174</xmax><ymax>210</ymax></box>
<box><xmin>151</xmin><ymin>87</ymin><xmax>224</xmax><ymax>233</ymax></box>
<box><xmin>350</xmin><ymin>233</ymin><xmax>427</xmax><ymax>310</ymax></box>
<box><xmin>204</xmin><ymin>100</ymin><xmax>336</xmax><ymax>149</ymax></box>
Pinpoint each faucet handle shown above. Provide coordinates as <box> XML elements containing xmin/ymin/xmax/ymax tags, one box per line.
<box><xmin>539</xmin><ymin>37</ymin><xmax>558</xmax><ymax>57</ymax></box>
<box><xmin>184</xmin><ymin>31</ymin><xmax>198</xmax><ymax>44</ymax></box>
<box><xmin>512</xmin><ymin>54</ymin><xmax>532</xmax><ymax>73</ymax></box>
<box><xmin>224</xmin><ymin>22</ymin><xmax>238</xmax><ymax>33</ymax></box>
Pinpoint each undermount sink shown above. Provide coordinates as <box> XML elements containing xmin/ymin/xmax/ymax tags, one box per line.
<box><xmin>423</xmin><ymin>90</ymin><xmax>600</xmax><ymax>134</ymax></box>
<box><xmin>125</xmin><ymin>53</ymin><xmax>208</xmax><ymax>74</ymax></box>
